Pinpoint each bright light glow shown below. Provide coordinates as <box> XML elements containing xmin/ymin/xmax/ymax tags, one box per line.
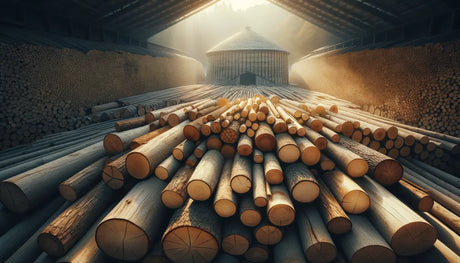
<box><xmin>204</xmin><ymin>0</ymin><xmax>268</xmax><ymax>13</ymax></box>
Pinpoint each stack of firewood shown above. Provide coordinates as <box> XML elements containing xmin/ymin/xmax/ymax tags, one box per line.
<box><xmin>0</xmin><ymin>90</ymin><xmax>459</xmax><ymax>263</ymax></box>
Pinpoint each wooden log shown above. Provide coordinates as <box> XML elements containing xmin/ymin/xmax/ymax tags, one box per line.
<box><xmin>340</xmin><ymin>136</ymin><xmax>402</xmax><ymax>185</ymax></box>
<box><xmin>194</xmin><ymin>140</ymin><xmax>207</xmax><ymax>158</ymax></box>
<box><xmin>319</xmin><ymin>154</ymin><xmax>335</xmax><ymax>171</ymax></box>
<box><xmin>167</xmin><ymin>106</ymin><xmax>193</xmax><ymax>127</ymax></box>
<box><xmin>154</xmin><ymin>155</ymin><xmax>181</xmax><ymax>181</ymax></box>
<box><xmin>297</xmin><ymin>204</ymin><xmax>337</xmax><ymax>263</ymax></box>
<box><xmin>239</xmin><ymin>195</ymin><xmax>262</xmax><ymax>227</ymax></box>
<box><xmin>295</xmin><ymin>136</ymin><xmax>321</xmax><ymax>166</ymax></box>
<box><xmin>102</xmin><ymin>152</ymin><xmax>129</xmax><ymax>190</ymax></box>
<box><xmin>230</xmin><ymin>153</ymin><xmax>252</xmax><ymax>194</ymax></box>
<box><xmin>59</xmin><ymin>157</ymin><xmax>107</xmax><ymax>201</ymax></box>
<box><xmin>267</xmin><ymin>184</ymin><xmax>295</xmax><ymax>226</ymax></box>
<box><xmin>338</xmin><ymin>214</ymin><xmax>396</xmax><ymax>263</ymax></box>
<box><xmin>263</xmin><ymin>152</ymin><xmax>283</xmax><ymax>184</ymax></box>
<box><xmin>184</xmin><ymin>105</ymin><xmax>229</xmax><ymax>141</ymax></box>
<box><xmin>161</xmin><ymin>166</ymin><xmax>194</xmax><ymax>209</ymax></box>
<box><xmin>252</xmin><ymin>164</ymin><xmax>267</xmax><ymax>207</ymax></box>
<box><xmin>253</xmin><ymin>148</ymin><xmax>263</xmax><ymax>163</ymax></box>
<box><xmin>172</xmin><ymin>139</ymin><xmax>195</xmax><ymax>161</ymax></box>
<box><xmin>104</xmin><ymin>124</ymin><xmax>150</xmax><ymax>154</ymax></box>
<box><xmin>162</xmin><ymin>199</ymin><xmax>221</xmax><ymax>263</ymax></box>
<box><xmin>0</xmin><ymin>142</ymin><xmax>106</xmax><ymax>213</ymax></box>
<box><xmin>115</xmin><ymin>117</ymin><xmax>146</xmax><ymax>132</ymax></box>
<box><xmin>390</xmin><ymin>179</ymin><xmax>434</xmax><ymax>212</ymax></box>
<box><xmin>39</xmin><ymin>182</ymin><xmax>117</xmax><ymax>257</ymax></box>
<box><xmin>130</xmin><ymin>126</ymin><xmax>170</xmax><ymax>150</ymax></box>
<box><xmin>187</xmin><ymin>149</ymin><xmax>224</xmax><ymax>201</ymax></box>
<box><xmin>323</xmin><ymin>138</ymin><xmax>368</xmax><ymax>178</ymax></box>
<box><xmin>284</xmin><ymin>162</ymin><xmax>320</xmax><ymax>203</ymax></box>
<box><xmin>206</xmin><ymin>134</ymin><xmax>223</xmax><ymax>150</ymax></box>
<box><xmin>126</xmin><ymin>121</ymin><xmax>188</xmax><ymax>179</ymax></box>
<box><xmin>254</xmin><ymin>122</ymin><xmax>275</xmax><ymax>152</ymax></box>
<box><xmin>96</xmin><ymin>177</ymin><xmax>167</xmax><ymax>261</ymax></box>
<box><xmin>222</xmin><ymin>217</ymin><xmax>252</xmax><ymax>255</ymax></box>
<box><xmin>237</xmin><ymin>134</ymin><xmax>253</xmax><ymax>157</ymax></box>
<box><xmin>273</xmin><ymin>117</ymin><xmax>288</xmax><ymax>133</ymax></box>
<box><xmin>185</xmin><ymin>154</ymin><xmax>198</xmax><ymax>167</ymax></box>
<box><xmin>200</xmin><ymin>122</ymin><xmax>212</xmax><ymax>136</ymax></box>
<box><xmin>243</xmin><ymin>243</ymin><xmax>269</xmax><ymax>263</ymax></box>
<box><xmin>254</xmin><ymin>217</ymin><xmax>283</xmax><ymax>245</ymax></box>
<box><xmin>316</xmin><ymin>178</ymin><xmax>352</xmax><ymax>234</ymax></box>
<box><xmin>418</xmin><ymin>211</ymin><xmax>460</xmax><ymax>255</ymax></box>
<box><xmin>221</xmin><ymin>144</ymin><xmax>236</xmax><ymax>159</ymax></box>
<box><xmin>430</xmin><ymin>202</ymin><xmax>460</xmax><ymax>236</ymax></box>
<box><xmin>355</xmin><ymin>175</ymin><xmax>437</xmax><ymax>256</ymax></box>
<box><xmin>273</xmin><ymin>227</ymin><xmax>307</xmax><ymax>263</ymax></box>
<box><xmin>275</xmin><ymin>133</ymin><xmax>300</xmax><ymax>163</ymax></box>
<box><xmin>214</xmin><ymin>160</ymin><xmax>237</xmax><ymax>218</ymax></box>
<box><xmin>220</xmin><ymin>121</ymin><xmax>240</xmax><ymax>144</ymax></box>
<box><xmin>406</xmin><ymin>159</ymin><xmax>460</xmax><ymax>189</ymax></box>
<box><xmin>304</xmin><ymin>127</ymin><xmax>328</xmax><ymax>150</ymax></box>
<box><xmin>408</xmin><ymin>240</ymin><xmax>460</xmax><ymax>263</ymax></box>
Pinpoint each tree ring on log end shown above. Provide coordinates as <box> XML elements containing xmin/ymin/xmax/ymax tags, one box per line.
<box><xmin>103</xmin><ymin>134</ymin><xmax>123</xmax><ymax>154</ymax></box>
<box><xmin>187</xmin><ymin>180</ymin><xmax>212</xmax><ymax>201</ymax></box>
<box><xmin>0</xmin><ymin>181</ymin><xmax>30</xmax><ymax>213</ymax></box>
<box><xmin>347</xmin><ymin>159</ymin><xmax>369</xmax><ymax>178</ymax></box>
<box><xmin>342</xmin><ymin>190</ymin><xmax>370</xmax><ymax>214</ymax></box>
<box><xmin>214</xmin><ymin>199</ymin><xmax>237</xmax><ymax>218</ymax></box>
<box><xmin>126</xmin><ymin>153</ymin><xmax>151</xmax><ymax>179</ymax></box>
<box><xmin>353</xmin><ymin>245</ymin><xmax>396</xmax><ymax>263</ymax></box>
<box><xmin>391</xmin><ymin>221</ymin><xmax>437</xmax><ymax>256</ymax></box>
<box><xmin>327</xmin><ymin>216</ymin><xmax>352</xmax><ymax>234</ymax></box>
<box><xmin>268</xmin><ymin>204</ymin><xmax>295</xmax><ymax>226</ymax></box>
<box><xmin>374</xmin><ymin>160</ymin><xmax>403</xmax><ymax>186</ymax></box>
<box><xmin>292</xmin><ymin>181</ymin><xmax>320</xmax><ymax>203</ymax></box>
<box><xmin>306</xmin><ymin>242</ymin><xmax>337</xmax><ymax>263</ymax></box>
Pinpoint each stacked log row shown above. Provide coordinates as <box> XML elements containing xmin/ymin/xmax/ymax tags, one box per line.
<box><xmin>0</xmin><ymin>89</ymin><xmax>458</xmax><ymax>263</ymax></box>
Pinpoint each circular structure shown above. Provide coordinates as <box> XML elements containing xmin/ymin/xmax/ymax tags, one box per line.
<box><xmin>206</xmin><ymin>27</ymin><xmax>289</xmax><ymax>86</ymax></box>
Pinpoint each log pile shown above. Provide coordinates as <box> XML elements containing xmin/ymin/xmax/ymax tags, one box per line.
<box><xmin>0</xmin><ymin>86</ymin><xmax>459</xmax><ymax>263</ymax></box>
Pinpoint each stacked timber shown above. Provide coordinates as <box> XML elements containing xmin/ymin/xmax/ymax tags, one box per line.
<box><xmin>0</xmin><ymin>88</ymin><xmax>458</xmax><ymax>263</ymax></box>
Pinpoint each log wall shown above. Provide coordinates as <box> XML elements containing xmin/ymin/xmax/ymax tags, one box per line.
<box><xmin>290</xmin><ymin>40</ymin><xmax>460</xmax><ymax>137</ymax></box>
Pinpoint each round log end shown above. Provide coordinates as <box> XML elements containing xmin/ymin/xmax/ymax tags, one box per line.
<box><xmin>306</xmin><ymin>242</ymin><xmax>337</xmax><ymax>263</ymax></box>
<box><xmin>265</xmin><ymin>169</ymin><xmax>283</xmax><ymax>184</ymax></box>
<box><xmin>254</xmin><ymin>197</ymin><xmax>268</xmax><ymax>207</ymax></box>
<box><xmin>353</xmin><ymin>245</ymin><xmax>396</xmax><ymax>263</ymax></box>
<box><xmin>315</xmin><ymin>137</ymin><xmax>328</xmax><ymax>150</ymax></box>
<box><xmin>292</xmin><ymin>181</ymin><xmax>320</xmax><ymax>203</ymax></box>
<box><xmin>154</xmin><ymin>166</ymin><xmax>169</xmax><ymax>180</ymax></box>
<box><xmin>311</xmin><ymin>120</ymin><xmax>323</xmax><ymax>132</ymax></box>
<box><xmin>278</xmin><ymin>145</ymin><xmax>300</xmax><ymax>163</ymax></box>
<box><xmin>268</xmin><ymin>204</ymin><xmax>295</xmax><ymax>226</ymax></box>
<box><xmin>59</xmin><ymin>184</ymin><xmax>77</xmax><ymax>201</ymax></box>
<box><xmin>273</xmin><ymin>122</ymin><xmax>287</xmax><ymax>133</ymax></box>
<box><xmin>187</xmin><ymin>180</ymin><xmax>212</xmax><ymax>201</ymax></box>
<box><xmin>255</xmin><ymin>225</ymin><xmax>283</xmax><ymax>245</ymax></box>
<box><xmin>238</xmin><ymin>145</ymin><xmax>252</xmax><ymax>156</ymax></box>
<box><xmin>342</xmin><ymin>190</ymin><xmax>370</xmax><ymax>214</ymax></box>
<box><xmin>347</xmin><ymin>158</ymin><xmax>369</xmax><ymax>178</ymax></box>
<box><xmin>418</xmin><ymin>196</ymin><xmax>434</xmax><ymax>212</ymax></box>
<box><xmin>172</xmin><ymin>149</ymin><xmax>184</xmax><ymax>161</ymax></box>
<box><xmin>222</xmin><ymin>234</ymin><xmax>250</xmax><ymax>255</ymax></box>
<box><xmin>387</xmin><ymin>127</ymin><xmax>398</xmax><ymax>140</ymax></box>
<box><xmin>183</xmin><ymin>125</ymin><xmax>200</xmax><ymax>141</ymax></box>
<box><xmin>301</xmin><ymin>146</ymin><xmax>321</xmax><ymax>166</ymax></box>
<box><xmin>373</xmin><ymin>128</ymin><xmax>386</xmax><ymax>141</ymax></box>
<box><xmin>254</xmin><ymin>155</ymin><xmax>263</xmax><ymax>163</ymax></box>
<box><xmin>0</xmin><ymin>181</ymin><xmax>30</xmax><ymax>213</ymax></box>
<box><xmin>96</xmin><ymin>219</ymin><xmax>150</xmax><ymax>261</ymax></box>
<box><xmin>103</xmin><ymin>134</ymin><xmax>123</xmax><ymax>154</ymax></box>
<box><xmin>126</xmin><ymin>152</ymin><xmax>151</xmax><ymax>179</ymax></box>
<box><xmin>391</xmin><ymin>221</ymin><xmax>437</xmax><ymax>256</ymax></box>
<box><xmin>145</xmin><ymin>113</ymin><xmax>154</xmax><ymax>123</ymax></box>
<box><xmin>167</xmin><ymin>114</ymin><xmax>180</xmax><ymax>127</ymax></box>
<box><xmin>163</xmin><ymin>226</ymin><xmax>219</xmax><ymax>263</ymax></box>
<box><xmin>240</xmin><ymin>210</ymin><xmax>262</xmax><ymax>227</ymax></box>
<box><xmin>297</xmin><ymin>127</ymin><xmax>306</xmax><ymax>137</ymax></box>
<box><xmin>244</xmin><ymin>246</ymin><xmax>269</xmax><ymax>262</ymax></box>
<box><xmin>214</xmin><ymin>199</ymin><xmax>237</xmax><ymax>218</ymax></box>
<box><xmin>230</xmin><ymin>176</ymin><xmax>252</xmax><ymax>194</ymax></box>
<box><xmin>341</xmin><ymin>122</ymin><xmax>354</xmax><ymax>137</ymax></box>
<box><xmin>161</xmin><ymin>190</ymin><xmax>185</xmax><ymax>209</ymax></box>
<box><xmin>255</xmin><ymin>134</ymin><xmax>276</xmax><ymax>152</ymax></box>
<box><xmin>102</xmin><ymin>167</ymin><xmax>125</xmax><ymax>190</ymax></box>
<box><xmin>38</xmin><ymin>233</ymin><xmax>65</xmax><ymax>257</ymax></box>
<box><xmin>327</xmin><ymin>216</ymin><xmax>352</xmax><ymax>234</ymax></box>
<box><xmin>374</xmin><ymin>159</ymin><xmax>403</xmax><ymax>186</ymax></box>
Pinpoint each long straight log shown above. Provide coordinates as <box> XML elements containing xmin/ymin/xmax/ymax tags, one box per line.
<box><xmin>390</xmin><ymin>179</ymin><xmax>434</xmax><ymax>212</ymax></box>
<box><xmin>252</xmin><ymin>164</ymin><xmax>267</xmax><ymax>207</ymax></box>
<box><xmin>323</xmin><ymin>138</ymin><xmax>368</xmax><ymax>178</ymax></box>
<box><xmin>214</xmin><ymin>160</ymin><xmax>237</xmax><ymax>218</ymax></box>
<box><xmin>172</xmin><ymin>139</ymin><xmax>196</xmax><ymax>161</ymax></box>
<box><xmin>407</xmin><ymin>240</ymin><xmax>460</xmax><ymax>263</ymax></box>
<box><xmin>430</xmin><ymin>202</ymin><xmax>460</xmax><ymax>236</ymax></box>
<box><xmin>267</xmin><ymin>184</ymin><xmax>295</xmax><ymax>226</ymax></box>
<box><xmin>244</xmin><ymin>242</ymin><xmax>269</xmax><ymax>263</ymax></box>
<box><xmin>273</xmin><ymin>227</ymin><xmax>306</xmax><ymax>263</ymax></box>
<box><xmin>295</xmin><ymin>137</ymin><xmax>321</xmax><ymax>166</ymax></box>
<box><xmin>254</xmin><ymin>122</ymin><xmax>275</xmax><ymax>152</ymax></box>
<box><xmin>418</xmin><ymin>211</ymin><xmax>460</xmax><ymax>255</ymax></box>
<box><xmin>239</xmin><ymin>195</ymin><xmax>262</xmax><ymax>227</ymax></box>
<box><xmin>254</xmin><ymin>217</ymin><xmax>283</xmax><ymax>245</ymax></box>
<box><xmin>161</xmin><ymin>166</ymin><xmax>194</xmax><ymax>209</ymax></box>
<box><xmin>284</xmin><ymin>162</ymin><xmax>319</xmax><ymax>203</ymax></box>
<box><xmin>102</xmin><ymin>152</ymin><xmax>129</xmax><ymax>190</ymax></box>
<box><xmin>0</xmin><ymin>142</ymin><xmax>106</xmax><ymax>213</ymax></box>
<box><xmin>222</xmin><ymin>217</ymin><xmax>252</xmax><ymax>255</ymax></box>
<box><xmin>96</xmin><ymin>177</ymin><xmax>167</xmax><ymax>261</ymax></box>
<box><xmin>115</xmin><ymin>117</ymin><xmax>146</xmax><ymax>132</ymax></box>
<box><xmin>130</xmin><ymin>126</ymin><xmax>170</xmax><ymax>150</ymax></box>
<box><xmin>104</xmin><ymin>124</ymin><xmax>150</xmax><ymax>154</ymax></box>
<box><xmin>304</xmin><ymin>126</ymin><xmax>328</xmax><ymax>149</ymax></box>
<box><xmin>275</xmin><ymin>133</ymin><xmax>300</xmax><ymax>163</ymax></box>
<box><xmin>187</xmin><ymin>149</ymin><xmax>224</xmax><ymax>201</ymax></box>
<box><xmin>263</xmin><ymin>152</ymin><xmax>283</xmax><ymax>184</ymax></box>
<box><xmin>154</xmin><ymin>155</ymin><xmax>181</xmax><ymax>181</ymax></box>
<box><xmin>230</xmin><ymin>153</ymin><xmax>252</xmax><ymax>194</ymax></box>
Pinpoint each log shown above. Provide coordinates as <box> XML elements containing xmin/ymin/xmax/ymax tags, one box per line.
<box><xmin>252</xmin><ymin>164</ymin><xmax>267</xmax><ymax>207</ymax></box>
<box><xmin>172</xmin><ymin>139</ymin><xmax>196</xmax><ymax>161</ymax></box>
<box><xmin>319</xmin><ymin>154</ymin><xmax>335</xmax><ymax>171</ymax></box>
<box><xmin>338</xmin><ymin>214</ymin><xmax>396</xmax><ymax>263</ymax></box>
<box><xmin>96</xmin><ymin>177</ymin><xmax>167</xmax><ymax>261</ymax></box>
<box><xmin>220</xmin><ymin>121</ymin><xmax>240</xmax><ymax>144</ymax></box>
<box><xmin>284</xmin><ymin>162</ymin><xmax>319</xmax><ymax>203</ymax></box>
<box><xmin>103</xmin><ymin>124</ymin><xmax>150</xmax><ymax>154</ymax></box>
<box><xmin>340</xmin><ymin>136</ymin><xmax>403</xmax><ymax>185</ymax></box>
<box><xmin>142</xmin><ymin>237</ymin><xmax>172</xmax><ymax>263</ymax></box>
<box><xmin>214</xmin><ymin>160</ymin><xmax>237</xmax><ymax>218</ymax></box>
<box><xmin>201</xmin><ymin>122</ymin><xmax>212</xmax><ymax>136</ymax></box>
<box><xmin>267</xmin><ymin>184</ymin><xmax>296</xmax><ymax>226</ymax></box>
<box><xmin>418</xmin><ymin>211</ymin><xmax>460</xmax><ymax>255</ymax></box>
<box><xmin>161</xmin><ymin>166</ymin><xmax>194</xmax><ymax>209</ymax></box>
<box><xmin>115</xmin><ymin>117</ymin><xmax>146</xmax><ymax>132</ymax></box>
<box><xmin>102</xmin><ymin>152</ymin><xmax>130</xmax><ymax>190</ymax></box>
<box><xmin>316</xmin><ymin>178</ymin><xmax>352</xmax><ymax>234</ymax></box>
<box><xmin>154</xmin><ymin>155</ymin><xmax>182</xmax><ymax>181</ymax></box>
<box><xmin>430</xmin><ymin>202</ymin><xmax>460</xmax><ymax>236</ymax></box>
<box><xmin>390</xmin><ymin>179</ymin><xmax>434</xmax><ymax>212</ymax></box>
<box><xmin>254</xmin><ymin>122</ymin><xmax>275</xmax><ymax>152</ymax></box>
<box><xmin>39</xmin><ymin>182</ymin><xmax>117</xmax><ymax>257</ymax></box>
<box><xmin>323</xmin><ymin>138</ymin><xmax>368</xmax><ymax>178</ymax></box>
<box><xmin>275</xmin><ymin>133</ymin><xmax>300</xmax><ymax>163</ymax></box>
<box><xmin>230</xmin><ymin>153</ymin><xmax>252</xmax><ymax>194</ymax></box>
<box><xmin>130</xmin><ymin>126</ymin><xmax>170</xmax><ymax>150</ymax></box>
<box><xmin>0</xmin><ymin>142</ymin><xmax>106</xmax><ymax>213</ymax></box>
<box><xmin>239</xmin><ymin>195</ymin><xmax>262</xmax><ymax>227</ymax></box>
<box><xmin>408</xmin><ymin>240</ymin><xmax>460</xmax><ymax>263</ymax></box>
<box><xmin>295</xmin><ymin>136</ymin><xmax>321</xmax><ymax>166</ymax></box>
<box><xmin>185</xmin><ymin>154</ymin><xmax>198</xmax><ymax>167</ymax></box>
<box><xmin>322</xmin><ymin>169</ymin><xmax>370</xmax><ymax>214</ymax></box>
<box><xmin>221</xmin><ymin>144</ymin><xmax>236</xmax><ymax>159</ymax></box>
<box><xmin>254</xmin><ymin>217</ymin><xmax>283</xmax><ymax>245</ymax></box>
<box><xmin>126</xmin><ymin>121</ymin><xmax>188</xmax><ymax>179</ymax></box>
<box><xmin>187</xmin><ymin>149</ymin><xmax>224</xmax><ymax>201</ymax></box>
<box><xmin>263</xmin><ymin>152</ymin><xmax>283</xmax><ymax>184</ymax></box>
<box><xmin>194</xmin><ymin>140</ymin><xmax>207</xmax><ymax>158</ymax></box>
<box><xmin>253</xmin><ymin>148</ymin><xmax>263</xmax><ymax>163</ymax></box>
<box><xmin>304</xmin><ymin>127</ymin><xmax>328</xmax><ymax>150</ymax></box>
<box><xmin>237</xmin><ymin>134</ymin><xmax>253</xmax><ymax>156</ymax></box>
<box><xmin>162</xmin><ymin>199</ymin><xmax>221</xmax><ymax>263</ymax></box>
<box><xmin>59</xmin><ymin>157</ymin><xmax>107</xmax><ymax>201</ymax></box>
<box><xmin>355</xmin><ymin>176</ymin><xmax>437</xmax><ymax>256</ymax></box>
<box><xmin>273</xmin><ymin>227</ymin><xmax>307</xmax><ymax>263</ymax></box>
<box><xmin>243</xmin><ymin>243</ymin><xmax>269</xmax><ymax>263</ymax></box>
<box><xmin>297</xmin><ymin>204</ymin><xmax>337</xmax><ymax>263</ymax></box>
<box><xmin>222</xmin><ymin>217</ymin><xmax>252</xmax><ymax>255</ymax></box>
<box><xmin>184</xmin><ymin>105</ymin><xmax>229</xmax><ymax>141</ymax></box>
<box><xmin>206</xmin><ymin>134</ymin><xmax>223</xmax><ymax>150</ymax></box>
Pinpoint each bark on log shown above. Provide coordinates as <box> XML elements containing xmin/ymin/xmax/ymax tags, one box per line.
<box><xmin>161</xmin><ymin>166</ymin><xmax>194</xmax><ymax>209</ymax></box>
<box><xmin>102</xmin><ymin>152</ymin><xmax>129</xmax><ymax>190</ymax></box>
<box><xmin>263</xmin><ymin>152</ymin><xmax>283</xmax><ymax>184</ymax></box>
<box><xmin>154</xmin><ymin>155</ymin><xmax>182</xmax><ymax>181</ymax></box>
<box><xmin>187</xmin><ymin>149</ymin><xmax>224</xmax><ymax>201</ymax></box>
<box><xmin>104</xmin><ymin>124</ymin><xmax>150</xmax><ymax>154</ymax></box>
<box><xmin>295</xmin><ymin>136</ymin><xmax>321</xmax><ymax>166</ymax></box>
<box><xmin>275</xmin><ymin>133</ymin><xmax>300</xmax><ymax>163</ymax></box>
<box><xmin>273</xmin><ymin>227</ymin><xmax>307</xmax><ymax>263</ymax></box>
<box><xmin>214</xmin><ymin>160</ymin><xmax>237</xmax><ymax>218</ymax></box>
<box><xmin>284</xmin><ymin>162</ymin><xmax>319</xmax><ymax>203</ymax></box>
<box><xmin>304</xmin><ymin>127</ymin><xmax>328</xmax><ymax>150</ymax></box>
<box><xmin>252</xmin><ymin>164</ymin><xmax>267</xmax><ymax>207</ymax></box>
<box><xmin>172</xmin><ymin>139</ymin><xmax>196</xmax><ymax>161</ymax></box>
<box><xmin>237</xmin><ymin>134</ymin><xmax>253</xmax><ymax>157</ymax></box>
<box><xmin>254</xmin><ymin>217</ymin><xmax>283</xmax><ymax>245</ymax></box>
<box><xmin>267</xmin><ymin>184</ymin><xmax>295</xmax><ymax>226</ymax></box>
<box><xmin>130</xmin><ymin>126</ymin><xmax>170</xmax><ymax>150</ymax></box>
<box><xmin>230</xmin><ymin>153</ymin><xmax>252</xmax><ymax>194</ymax></box>
<box><xmin>390</xmin><ymin>179</ymin><xmax>434</xmax><ymax>212</ymax></box>
<box><xmin>254</xmin><ymin>122</ymin><xmax>275</xmax><ymax>152</ymax></box>
<box><xmin>253</xmin><ymin>148</ymin><xmax>263</xmax><ymax>163</ymax></box>
<box><xmin>323</xmin><ymin>138</ymin><xmax>368</xmax><ymax>178</ymax></box>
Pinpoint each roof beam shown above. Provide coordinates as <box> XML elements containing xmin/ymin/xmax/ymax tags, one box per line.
<box><xmin>329</xmin><ymin>0</ymin><xmax>401</xmax><ymax>26</ymax></box>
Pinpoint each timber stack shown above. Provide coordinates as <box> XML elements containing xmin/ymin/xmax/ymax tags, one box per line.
<box><xmin>0</xmin><ymin>85</ymin><xmax>459</xmax><ymax>263</ymax></box>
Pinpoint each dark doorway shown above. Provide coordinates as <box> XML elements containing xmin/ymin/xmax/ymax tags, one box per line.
<box><xmin>240</xmin><ymin>72</ymin><xmax>256</xmax><ymax>85</ymax></box>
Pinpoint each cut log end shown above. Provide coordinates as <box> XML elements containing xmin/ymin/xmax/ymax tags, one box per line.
<box><xmin>230</xmin><ymin>176</ymin><xmax>252</xmax><ymax>194</ymax></box>
<box><xmin>214</xmin><ymin>199</ymin><xmax>237</xmax><ymax>218</ymax></box>
<box><xmin>222</xmin><ymin>234</ymin><xmax>250</xmax><ymax>255</ymax></box>
<box><xmin>342</xmin><ymin>190</ymin><xmax>370</xmax><ymax>214</ymax></box>
<box><xmin>96</xmin><ymin>219</ymin><xmax>149</xmax><ymax>261</ymax></box>
<box><xmin>352</xmin><ymin>245</ymin><xmax>396</xmax><ymax>263</ymax></box>
<box><xmin>278</xmin><ymin>145</ymin><xmax>300</xmax><ymax>163</ymax></box>
<box><xmin>103</xmin><ymin>134</ymin><xmax>123</xmax><ymax>154</ymax></box>
<box><xmin>327</xmin><ymin>216</ymin><xmax>352</xmax><ymax>234</ymax></box>
<box><xmin>306</xmin><ymin>242</ymin><xmax>337</xmax><ymax>263</ymax></box>
<box><xmin>183</xmin><ymin>126</ymin><xmax>200</xmax><ymax>141</ymax></box>
<box><xmin>126</xmin><ymin>152</ymin><xmax>151</xmax><ymax>179</ymax></box>
<box><xmin>240</xmin><ymin>210</ymin><xmax>262</xmax><ymax>227</ymax></box>
<box><xmin>244</xmin><ymin>246</ymin><xmax>269</xmax><ymax>262</ymax></box>
<box><xmin>0</xmin><ymin>181</ymin><xmax>30</xmax><ymax>213</ymax></box>
<box><xmin>254</xmin><ymin>197</ymin><xmax>268</xmax><ymax>207</ymax></box>
<box><xmin>418</xmin><ymin>196</ymin><xmax>434</xmax><ymax>212</ymax></box>
<box><xmin>255</xmin><ymin>225</ymin><xmax>283</xmax><ymax>245</ymax></box>
<box><xmin>347</xmin><ymin>159</ymin><xmax>369</xmax><ymax>178</ymax></box>
<box><xmin>163</xmin><ymin>226</ymin><xmax>219</xmax><ymax>263</ymax></box>
<box><xmin>374</xmin><ymin>159</ymin><xmax>403</xmax><ymax>186</ymax></box>
<box><xmin>301</xmin><ymin>147</ymin><xmax>321</xmax><ymax>166</ymax></box>
<box><xmin>292</xmin><ymin>181</ymin><xmax>320</xmax><ymax>203</ymax></box>
<box><xmin>268</xmin><ymin>205</ymin><xmax>295</xmax><ymax>226</ymax></box>
<box><xmin>187</xmin><ymin>180</ymin><xmax>212</xmax><ymax>201</ymax></box>
<box><xmin>391</xmin><ymin>221</ymin><xmax>437</xmax><ymax>256</ymax></box>
<box><xmin>154</xmin><ymin>166</ymin><xmax>170</xmax><ymax>180</ymax></box>
<box><xmin>38</xmin><ymin>233</ymin><xmax>66</xmax><ymax>257</ymax></box>
<box><xmin>265</xmin><ymin>170</ymin><xmax>283</xmax><ymax>184</ymax></box>
<box><xmin>255</xmin><ymin>135</ymin><xmax>276</xmax><ymax>152</ymax></box>
<box><xmin>161</xmin><ymin>190</ymin><xmax>185</xmax><ymax>209</ymax></box>
<box><xmin>238</xmin><ymin>145</ymin><xmax>252</xmax><ymax>156</ymax></box>
<box><xmin>102</xmin><ymin>167</ymin><xmax>125</xmax><ymax>190</ymax></box>
<box><xmin>59</xmin><ymin>184</ymin><xmax>78</xmax><ymax>201</ymax></box>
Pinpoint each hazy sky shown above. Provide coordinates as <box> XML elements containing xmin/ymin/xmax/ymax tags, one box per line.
<box><xmin>149</xmin><ymin>0</ymin><xmax>342</xmax><ymax>67</ymax></box>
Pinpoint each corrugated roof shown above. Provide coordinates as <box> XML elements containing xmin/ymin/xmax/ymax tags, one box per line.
<box><xmin>207</xmin><ymin>27</ymin><xmax>289</xmax><ymax>54</ymax></box>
